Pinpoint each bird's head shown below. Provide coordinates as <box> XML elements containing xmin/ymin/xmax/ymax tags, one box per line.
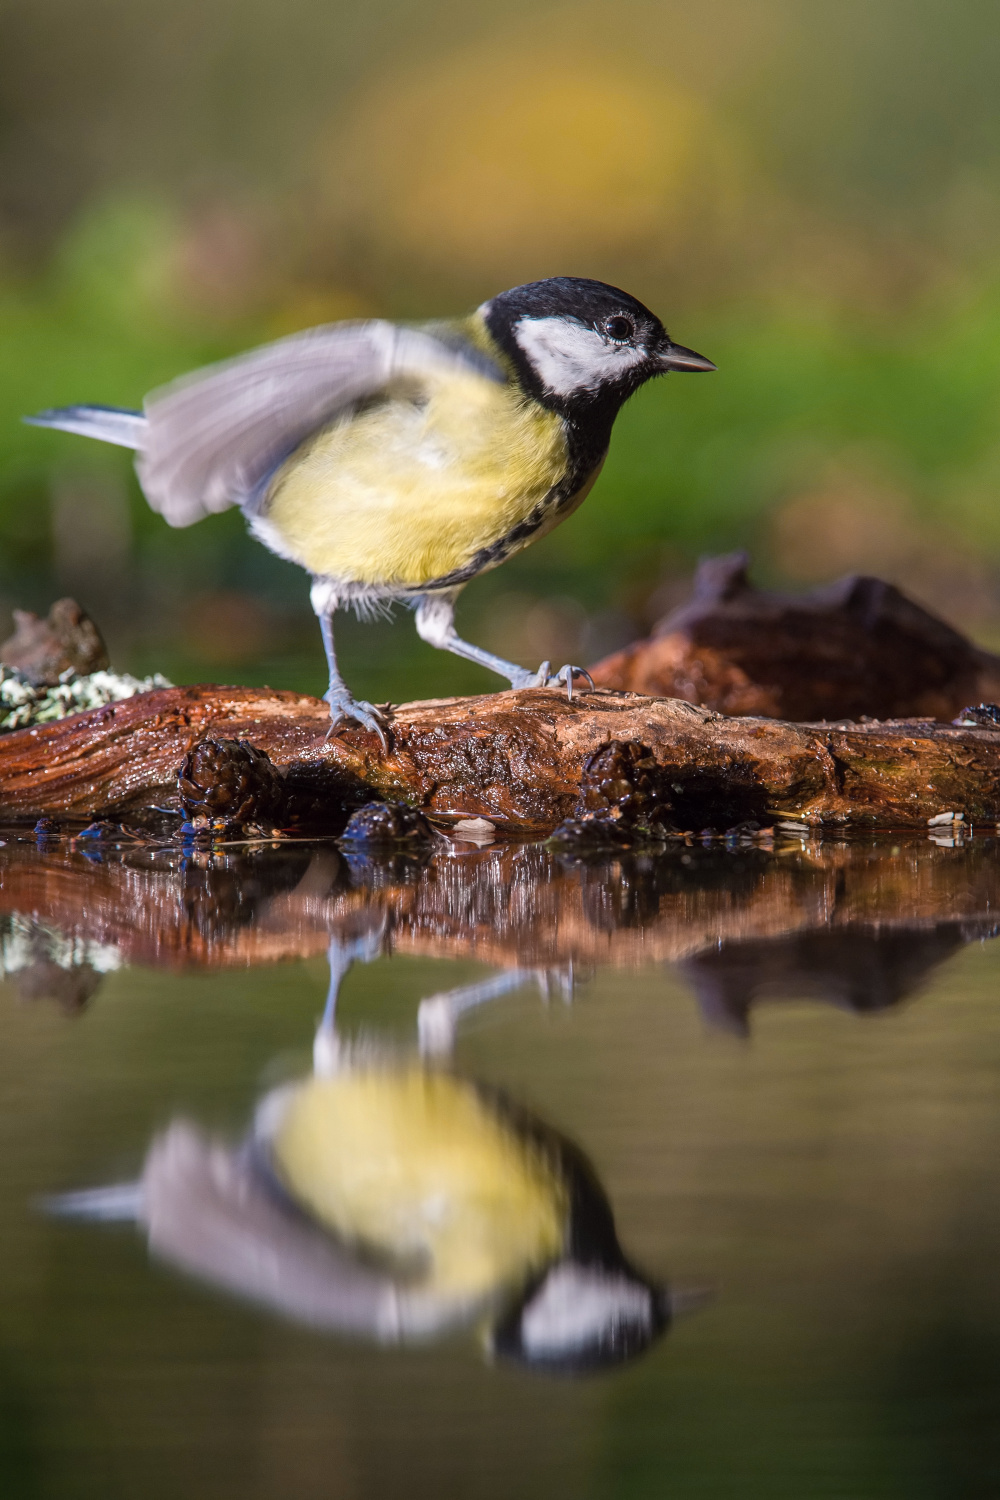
<box><xmin>479</xmin><ymin>276</ymin><xmax>714</xmax><ymax>419</ymax></box>
<box><xmin>489</xmin><ymin>1259</ymin><xmax>671</xmax><ymax>1374</ymax></box>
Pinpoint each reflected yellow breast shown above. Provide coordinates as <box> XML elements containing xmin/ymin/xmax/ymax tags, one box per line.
<box><xmin>262</xmin><ymin>367</ymin><xmax>568</xmax><ymax>588</ymax></box>
<box><xmin>270</xmin><ymin>1069</ymin><xmax>567</xmax><ymax>1300</ymax></box>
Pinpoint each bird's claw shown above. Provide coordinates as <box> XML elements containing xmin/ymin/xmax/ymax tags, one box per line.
<box><xmin>521</xmin><ymin>662</ymin><xmax>594</xmax><ymax>702</ymax></box>
<box><xmin>550</xmin><ymin>664</ymin><xmax>594</xmax><ymax>702</ymax></box>
<box><xmin>324</xmin><ymin>691</ymin><xmax>391</xmax><ymax>752</ymax></box>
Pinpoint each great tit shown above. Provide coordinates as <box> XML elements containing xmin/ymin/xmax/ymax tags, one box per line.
<box><xmin>44</xmin><ymin>941</ymin><xmax>673</xmax><ymax>1373</ymax></box>
<box><xmin>47</xmin><ymin>1064</ymin><xmax>672</xmax><ymax>1373</ymax></box>
<box><xmin>26</xmin><ymin>277</ymin><xmax>714</xmax><ymax>743</ymax></box>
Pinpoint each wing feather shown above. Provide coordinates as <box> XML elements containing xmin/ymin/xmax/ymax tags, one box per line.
<box><xmin>142</xmin><ymin>1122</ymin><xmax>403</xmax><ymax>1334</ymax></box>
<box><xmin>137</xmin><ymin>320</ymin><xmax>502</xmax><ymax>528</ymax></box>
<box><xmin>141</xmin><ymin>1121</ymin><xmax>483</xmax><ymax>1339</ymax></box>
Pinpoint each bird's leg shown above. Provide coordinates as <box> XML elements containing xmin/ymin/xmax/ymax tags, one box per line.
<box><xmin>313</xmin><ymin>937</ymin><xmax>348</xmax><ymax>1076</ymax></box>
<box><xmin>414</xmin><ymin>590</ymin><xmax>526</xmax><ymax>682</ymax></box>
<box><xmin>413</xmin><ymin>591</ymin><xmax>593</xmax><ymax>701</ymax></box>
<box><xmin>313</xmin><ymin>926</ymin><xmax>386</xmax><ymax>1075</ymax></box>
<box><xmin>417</xmin><ymin>969</ymin><xmax>538</xmax><ymax>1057</ymax></box>
<box><xmin>416</xmin><ymin>964</ymin><xmax>578</xmax><ymax>1056</ymax></box>
<box><xmin>310</xmin><ymin>580</ymin><xmax>390</xmax><ymax>749</ymax></box>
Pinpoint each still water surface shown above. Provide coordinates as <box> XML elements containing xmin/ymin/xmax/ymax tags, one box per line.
<box><xmin>2</xmin><ymin>828</ymin><xmax>1000</xmax><ymax>1497</ymax></box>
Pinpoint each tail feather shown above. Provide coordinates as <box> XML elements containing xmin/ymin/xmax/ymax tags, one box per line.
<box><xmin>24</xmin><ymin>404</ymin><xmax>147</xmax><ymax>451</ymax></box>
<box><xmin>40</xmin><ymin>1181</ymin><xmax>144</xmax><ymax>1222</ymax></box>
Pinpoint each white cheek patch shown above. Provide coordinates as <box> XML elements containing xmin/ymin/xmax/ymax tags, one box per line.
<box><xmin>520</xmin><ymin>1264</ymin><xmax>653</xmax><ymax>1357</ymax></box>
<box><xmin>513</xmin><ymin>317</ymin><xmax>646</xmax><ymax>397</ymax></box>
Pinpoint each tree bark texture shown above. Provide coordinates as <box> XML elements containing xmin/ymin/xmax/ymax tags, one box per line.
<box><xmin>1</xmin><ymin>681</ymin><xmax>1000</xmax><ymax>830</ymax></box>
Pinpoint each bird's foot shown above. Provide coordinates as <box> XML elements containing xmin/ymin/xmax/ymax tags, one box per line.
<box><xmin>548</xmin><ymin>663</ymin><xmax>595</xmax><ymax>702</ymax></box>
<box><xmin>417</xmin><ymin>997</ymin><xmax>456</xmax><ymax>1057</ymax></box>
<box><xmin>514</xmin><ymin>661</ymin><xmax>595</xmax><ymax>703</ymax></box>
<box><xmin>324</xmin><ymin>689</ymin><xmax>391</xmax><ymax>752</ymax></box>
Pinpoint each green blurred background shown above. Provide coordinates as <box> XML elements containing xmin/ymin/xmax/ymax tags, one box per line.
<box><xmin>3</xmin><ymin>0</ymin><xmax>1000</xmax><ymax>701</ymax></box>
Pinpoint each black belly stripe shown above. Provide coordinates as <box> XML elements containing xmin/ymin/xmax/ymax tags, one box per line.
<box><xmin>418</xmin><ymin>444</ymin><xmax>607</xmax><ymax>594</ymax></box>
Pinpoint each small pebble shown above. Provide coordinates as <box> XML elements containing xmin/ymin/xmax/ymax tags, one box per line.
<box><xmin>954</xmin><ymin>704</ymin><xmax>1000</xmax><ymax>728</ymax></box>
<box><xmin>180</xmin><ymin>816</ymin><xmax>244</xmax><ymax>843</ymax></box>
<box><xmin>450</xmin><ymin>817</ymin><xmax>496</xmax><ymax>844</ymax></box>
<box><xmin>548</xmin><ymin>816</ymin><xmax>635</xmax><ymax>851</ymax></box>
<box><xmin>340</xmin><ymin>801</ymin><xmax>434</xmax><ymax>846</ymax></box>
<box><xmin>75</xmin><ymin>820</ymin><xmax>121</xmax><ymax>842</ymax></box>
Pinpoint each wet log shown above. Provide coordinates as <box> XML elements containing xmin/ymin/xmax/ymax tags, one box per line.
<box><xmin>590</xmin><ymin>552</ymin><xmax>1000</xmax><ymax>722</ymax></box>
<box><xmin>1</xmin><ymin>680</ymin><xmax>1000</xmax><ymax>831</ymax></box>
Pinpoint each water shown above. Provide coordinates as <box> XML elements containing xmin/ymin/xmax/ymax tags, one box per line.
<box><xmin>2</xmin><ymin>827</ymin><xmax>1000</xmax><ymax>1498</ymax></box>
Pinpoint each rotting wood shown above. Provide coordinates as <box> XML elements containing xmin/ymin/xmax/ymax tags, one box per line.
<box><xmin>1</xmin><ymin>680</ymin><xmax>1000</xmax><ymax>830</ymax></box>
<box><xmin>0</xmin><ymin>597</ymin><xmax>109</xmax><ymax>684</ymax></box>
<box><xmin>590</xmin><ymin>552</ymin><xmax>1000</xmax><ymax>722</ymax></box>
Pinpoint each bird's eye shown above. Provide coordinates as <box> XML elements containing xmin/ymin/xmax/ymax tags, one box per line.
<box><xmin>604</xmin><ymin>315</ymin><xmax>635</xmax><ymax>343</ymax></box>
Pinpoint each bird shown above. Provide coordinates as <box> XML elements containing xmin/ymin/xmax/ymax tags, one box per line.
<box><xmin>43</xmin><ymin>940</ymin><xmax>677</xmax><ymax>1372</ymax></box>
<box><xmin>25</xmin><ymin>276</ymin><xmax>714</xmax><ymax>745</ymax></box>
<box><xmin>46</xmin><ymin>1066</ymin><xmax>672</xmax><ymax>1372</ymax></box>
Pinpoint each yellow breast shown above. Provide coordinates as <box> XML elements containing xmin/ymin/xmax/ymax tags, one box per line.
<box><xmin>270</xmin><ymin>1068</ymin><xmax>567</xmax><ymax>1301</ymax></box>
<box><xmin>262</xmin><ymin>365</ymin><xmax>568</xmax><ymax>588</ymax></box>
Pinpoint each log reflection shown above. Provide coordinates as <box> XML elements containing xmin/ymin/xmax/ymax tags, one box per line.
<box><xmin>1</xmin><ymin>833</ymin><xmax>999</xmax><ymax>1028</ymax></box>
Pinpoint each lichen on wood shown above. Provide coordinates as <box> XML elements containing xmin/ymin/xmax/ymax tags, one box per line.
<box><xmin>0</xmin><ymin>665</ymin><xmax>172</xmax><ymax>733</ymax></box>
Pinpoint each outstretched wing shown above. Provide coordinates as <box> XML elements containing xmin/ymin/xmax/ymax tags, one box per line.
<box><xmin>28</xmin><ymin>321</ymin><xmax>504</xmax><ymax>529</ymax></box>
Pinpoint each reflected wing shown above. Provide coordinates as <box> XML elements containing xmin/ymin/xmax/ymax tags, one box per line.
<box><xmin>141</xmin><ymin>1121</ymin><xmax>476</xmax><ymax>1340</ymax></box>
<box><xmin>142</xmin><ymin>1121</ymin><xmax>400</xmax><ymax>1334</ymax></box>
<box><xmin>137</xmin><ymin>321</ymin><xmax>503</xmax><ymax>527</ymax></box>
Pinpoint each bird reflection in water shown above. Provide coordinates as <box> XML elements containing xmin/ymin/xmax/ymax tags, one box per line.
<box><xmin>47</xmin><ymin>936</ymin><xmax>674</xmax><ymax>1374</ymax></box>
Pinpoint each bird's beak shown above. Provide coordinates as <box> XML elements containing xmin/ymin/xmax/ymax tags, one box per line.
<box><xmin>657</xmin><ymin>341</ymin><xmax>716</xmax><ymax>373</ymax></box>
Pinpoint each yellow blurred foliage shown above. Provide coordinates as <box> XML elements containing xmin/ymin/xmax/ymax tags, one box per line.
<box><xmin>320</xmin><ymin>45</ymin><xmax>752</xmax><ymax>285</ymax></box>
<box><xmin>267</xmin><ymin>286</ymin><xmax>376</xmax><ymax>338</ymax></box>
